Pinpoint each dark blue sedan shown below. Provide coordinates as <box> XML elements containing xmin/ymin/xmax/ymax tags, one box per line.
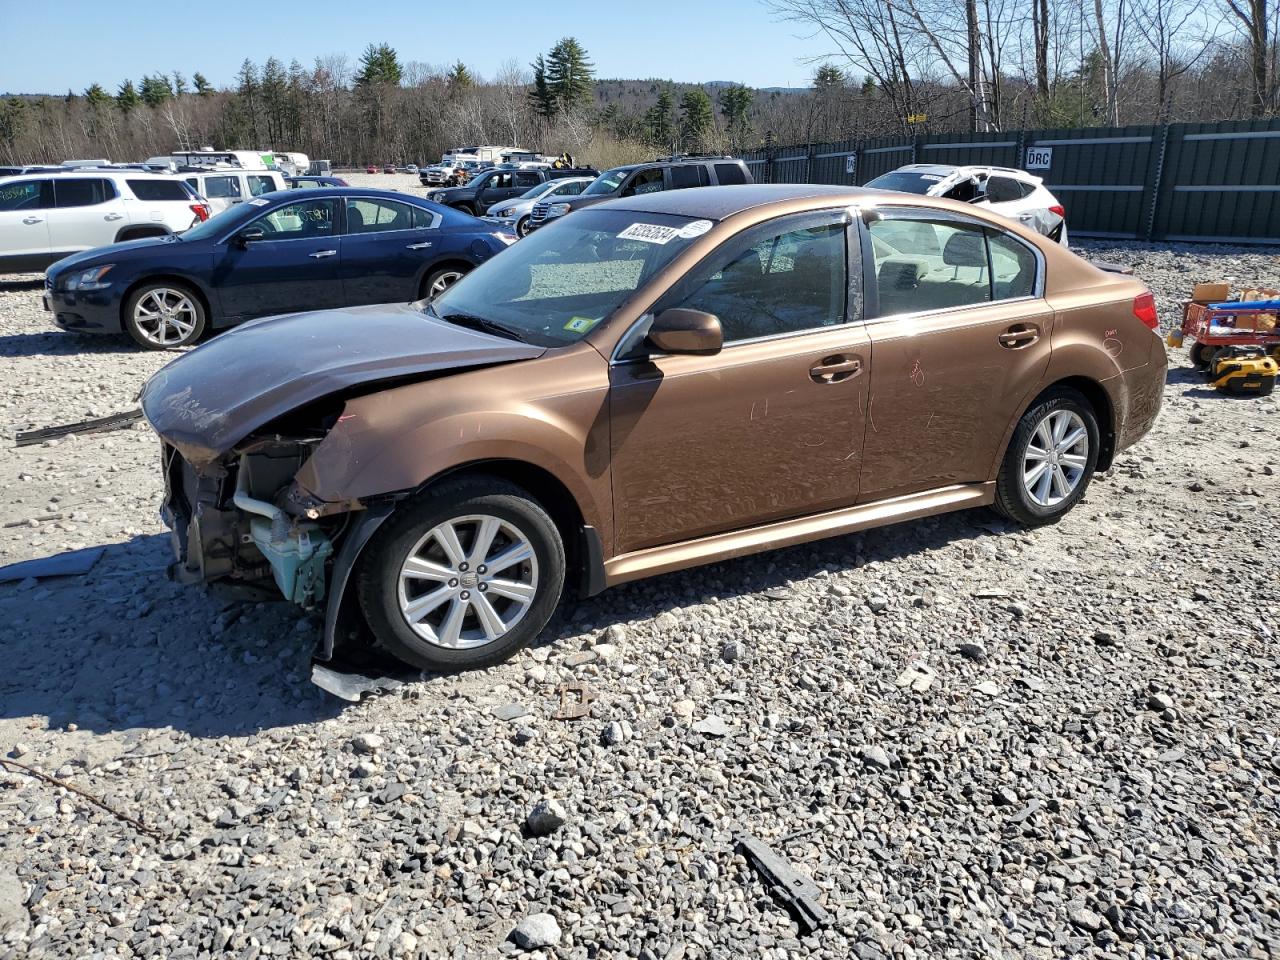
<box><xmin>44</xmin><ymin>188</ymin><xmax>517</xmax><ymax>348</ymax></box>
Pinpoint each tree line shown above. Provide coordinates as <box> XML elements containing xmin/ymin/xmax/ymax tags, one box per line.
<box><xmin>0</xmin><ymin>11</ymin><xmax>1276</xmax><ymax>169</ymax></box>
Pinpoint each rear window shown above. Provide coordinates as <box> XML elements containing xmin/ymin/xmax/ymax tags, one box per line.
<box><xmin>128</xmin><ymin>179</ymin><xmax>192</xmax><ymax>201</ymax></box>
<box><xmin>54</xmin><ymin>178</ymin><xmax>115</xmax><ymax>207</ymax></box>
<box><xmin>671</xmin><ymin>164</ymin><xmax>710</xmax><ymax>189</ymax></box>
<box><xmin>714</xmin><ymin>162</ymin><xmax>748</xmax><ymax>185</ymax></box>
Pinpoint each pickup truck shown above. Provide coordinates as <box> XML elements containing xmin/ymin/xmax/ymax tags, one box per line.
<box><xmin>425</xmin><ymin>166</ymin><xmax>598</xmax><ymax>216</ymax></box>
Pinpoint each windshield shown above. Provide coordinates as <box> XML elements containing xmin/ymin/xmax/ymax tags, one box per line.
<box><xmin>520</xmin><ymin>180</ymin><xmax>557</xmax><ymax>200</ymax></box>
<box><xmin>583</xmin><ymin>167</ymin><xmax>629</xmax><ymax>196</ymax></box>
<box><xmin>178</xmin><ymin>201</ymin><xmax>262</xmax><ymax>241</ymax></box>
<box><xmin>424</xmin><ymin>209</ymin><xmax>712</xmax><ymax>347</ymax></box>
<box><xmin>864</xmin><ymin>171</ymin><xmax>948</xmax><ymax>195</ymax></box>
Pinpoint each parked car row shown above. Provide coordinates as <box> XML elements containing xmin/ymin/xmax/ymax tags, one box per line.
<box><xmin>425</xmin><ymin>166</ymin><xmax>599</xmax><ymax>217</ymax></box>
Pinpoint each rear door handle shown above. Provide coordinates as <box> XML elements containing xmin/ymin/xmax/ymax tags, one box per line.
<box><xmin>406</xmin><ymin>241</ymin><xmax>433</xmax><ymax>250</ymax></box>
<box><xmin>22</xmin><ymin>216</ymin><xmax>43</xmax><ymax>225</ymax></box>
<box><xmin>309</xmin><ymin>249</ymin><xmax>338</xmax><ymax>258</ymax></box>
<box><xmin>998</xmin><ymin>324</ymin><xmax>1040</xmax><ymax>348</ymax></box>
<box><xmin>810</xmin><ymin>355</ymin><xmax>863</xmax><ymax>383</ymax></box>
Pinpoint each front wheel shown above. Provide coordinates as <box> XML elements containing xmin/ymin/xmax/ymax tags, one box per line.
<box><xmin>123</xmin><ymin>281</ymin><xmax>206</xmax><ymax>349</ymax></box>
<box><xmin>516</xmin><ymin>215</ymin><xmax>532</xmax><ymax>238</ymax></box>
<box><xmin>994</xmin><ymin>390</ymin><xmax>1100</xmax><ymax>527</ymax></box>
<box><xmin>1189</xmin><ymin>341</ymin><xmax>1216</xmax><ymax>369</ymax></box>
<box><xmin>356</xmin><ymin>478</ymin><xmax>565</xmax><ymax>672</ymax></box>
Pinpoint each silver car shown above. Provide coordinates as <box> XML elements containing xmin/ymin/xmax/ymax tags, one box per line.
<box><xmin>485</xmin><ymin>177</ymin><xmax>594</xmax><ymax>237</ymax></box>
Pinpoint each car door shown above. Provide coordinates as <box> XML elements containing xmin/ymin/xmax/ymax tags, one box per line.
<box><xmin>857</xmin><ymin>208</ymin><xmax>1053</xmax><ymax>503</ymax></box>
<box><xmin>620</xmin><ymin>168</ymin><xmax>666</xmax><ymax>197</ymax></box>
<box><xmin>46</xmin><ymin>178</ymin><xmax>128</xmax><ymax>254</ymax></box>
<box><xmin>0</xmin><ymin>179</ymin><xmax>52</xmax><ymax>266</ymax></box>
<box><xmin>213</xmin><ymin>197</ymin><xmax>345</xmax><ymax>322</ymax></box>
<box><xmin>608</xmin><ymin>209</ymin><xmax>871</xmax><ymax>555</ymax></box>
<box><xmin>340</xmin><ymin>196</ymin><xmax>439</xmax><ymax>305</ymax></box>
<box><xmin>476</xmin><ymin>172</ymin><xmax>517</xmax><ymax>213</ymax></box>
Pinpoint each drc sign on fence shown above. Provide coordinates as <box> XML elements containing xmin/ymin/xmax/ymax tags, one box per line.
<box><xmin>1024</xmin><ymin>146</ymin><xmax>1053</xmax><ymax>170</ymax></box>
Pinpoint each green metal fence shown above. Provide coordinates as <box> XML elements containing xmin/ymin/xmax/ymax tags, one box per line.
<box><xmin>739</xmin><ymin>119</ymin><xmax>1280</xmax><ymax>243</ymax></box>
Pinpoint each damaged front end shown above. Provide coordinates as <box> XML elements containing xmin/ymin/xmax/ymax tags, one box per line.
<box><xmin>160</xmin><ymin>423</ymin><xmax>350</xmax><ymax>609</ymax></box>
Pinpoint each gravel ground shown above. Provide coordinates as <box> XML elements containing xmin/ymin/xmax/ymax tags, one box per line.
<box><xmin>1</xmin><ymin>238</ymin><xmax>1278</xmax><ymax>960</ymax></box>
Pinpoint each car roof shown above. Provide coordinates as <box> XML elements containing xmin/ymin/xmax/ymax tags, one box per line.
<box><xmin>602</xmin><ymin>183</ymin><xmax>875</xmax><ymax>220</ymax></box>
<box><xmin>0</xmin><ymin>169</ymin><xmax>183</xmax><ymax>183</ymax></box>
<box><xmin>889</xmin><ymin>162</ymin><xmax>1040</xmax><ymax>182</ymax></box>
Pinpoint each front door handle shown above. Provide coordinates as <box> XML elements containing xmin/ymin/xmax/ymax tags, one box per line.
<box><xmin>104</xmin><ymin>213</ymin><xmax>125</xmax><ymax>221</ymax></box>
<box><xmin>810</xmin><ymin>355</ymin><xmax>863</xmax><ymax>383</ymax></box>
<box><xmin>406</xmin><ymin>241</ymin><xmax>433</xmax><ymax>250</ymax></box>
<box><xmin>22</xmin><ymin>216</ymin><xmax>43</xmax><ymax>225</ymax></box>
<box><xmin>308</xmin><ymin>249</ymin><xmax>338</xmax><ymax>259</ymax></box>
<box><xmin>998</xmin><ymin>324</ymin><xmax>1040</xmax><ymax>349</ymax></box>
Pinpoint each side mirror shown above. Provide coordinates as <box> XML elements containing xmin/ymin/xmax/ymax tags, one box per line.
<box><xmin>646</xmin><ymin>308</ymin><xmax>723</xmax><ymax>356</ymax></box>
<box><xmin>235</xmin><ymin>227</ymin><xmax>265</xmax><ymax>247</ymax></box>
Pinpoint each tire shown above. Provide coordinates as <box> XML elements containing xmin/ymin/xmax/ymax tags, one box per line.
<box><xmin>516</xmin><ymin>215</ymin><xmax>532</xmax><ymax>238</ymax></box>
<box><xmin>123</xmin><ymin>281</ymin><xmax>206</xmax><ymax>349</ymax></box>
<box><xmin>1189</xmin><ymin>342</ymin><xmax>1216</xmax><ymax>369</ymax></box>
<box><xmin>455</xmin><ymin>202</ymin><xmax>477</xmax><ymax>217</ymax></box>
<box><xmin>356</xmin><ymin>477</ymin><xmax>565</xmax><ymax>672</ymax></box>
<box><xmin>422</xmin><ymin>265</ymin><xmax>468</xmax><ymax>300</ymax></box>
<box><xmin>994</xmin><ymin>388</ymin><xmax>1100</xmax><ymax>527</ymax></box>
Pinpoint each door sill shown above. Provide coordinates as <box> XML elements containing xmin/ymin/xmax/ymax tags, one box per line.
<box><xmin>603</xmin><ymin>482</ymin><xmax>995</xmax><ymax>586</ymax></box>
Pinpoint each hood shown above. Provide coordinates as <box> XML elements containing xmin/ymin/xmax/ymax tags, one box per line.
<box><xmin>141</xmin><ymin>303</ymin><xmax>545</xmax><ymax>468</ymax></box>
<box><xmin>48</xmin><ymin>236</ymin><xmax>180</xmax><ymax>276</ymax></box>
<box><xmin>488</xmin><ymin>199</ymin><xmax>531</xmax><ymax>218</ymax></box>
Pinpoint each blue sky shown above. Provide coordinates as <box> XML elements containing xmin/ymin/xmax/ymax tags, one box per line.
<box><xmin>1</xmin><ymin>1</ymin><xmax>830</xmax><ymax>95</ymax></box>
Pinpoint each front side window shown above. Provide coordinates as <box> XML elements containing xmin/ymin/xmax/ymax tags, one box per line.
<box><xmin>54</xmin><ymin>178</ymin><xmax>114</xmax><ymax>207</ymax></box>
<box><xmin>346</xmin><ymin>197</ymin><xmax>415</xmax><ymax>233</ymax></box>
<box><xmin>251</xmin><ymin>198</ymin><xmax>337</xmax><ymax>239</ymax></box>
<box><xmin>487</xmin><ymin>172</ymin><xmax>514</xmax><ymax>190</ymax></box>
<box><xmin>657</xmin><ymin>216</ymin><xmax>848</xmax><ymax>343</ymax></box>
<box><xmin>427</xmin><ymin>208</ymin><xmax>709</xmax><ymax>347</ymax></box>
<box><xmin>623</xmin><ymin>168</ymin><xmax>665</xmax><ymax>196</ymax></box>
<box><xmin>247</xmin><ymin>175</ymin><xmax>276</xmax><ymax>196</ymax></box>
<box><xmin>204</xmin><ymin>176</ymin><xmax>242</xmax><ymax>199</ymax></box>
<box><xmin>0</xmin><ymin>179</ymin><xmax>49</xmax><ymax>211</ymax></box>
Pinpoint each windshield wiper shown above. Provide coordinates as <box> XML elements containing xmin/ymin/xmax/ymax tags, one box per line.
<box><xmin>435</xmin><ymin>311</ymin><xmax>525</xmax><ymax>342</ymax></box>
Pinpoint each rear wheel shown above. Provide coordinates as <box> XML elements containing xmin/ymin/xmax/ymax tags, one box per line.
<box><xmin>123</xmin><ymin>281</ymin><xmax>206</xmax><ymax>349</ymax></box>
<box><xmin>357</xmin><ymin>478</ymin><xmax>565</xmax><ymax>672</ymax></box>
<box><xmin>422</xmin><ymin>266</ymin><xmax>468</xmax><ymax>300</ymax></box>
<box><xmin>994</xmin><ymin>389</ymin><xmax>1099</xmax><ymax>527</ymax></box>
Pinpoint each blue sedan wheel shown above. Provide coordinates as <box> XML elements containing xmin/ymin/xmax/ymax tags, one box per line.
<box><xmin>124</xmin><ymin>282</ymin><xmax>207</xmax><ymax>350</ymax></box>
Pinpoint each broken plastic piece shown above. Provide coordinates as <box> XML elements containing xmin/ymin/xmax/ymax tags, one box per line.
<box><xmin>15</xmin><ymin>409</ymin><xmax>143</xmax><ymax>447</ymax></box>
<box><xmin>736</xmin><ymin>832</ymin><xmax>830</xmax><ymax>935</ymax></box>
<box><xmin>0</xmin><ymin>546</ymin><xmax>105</xmax><ymax>584</ymax></box>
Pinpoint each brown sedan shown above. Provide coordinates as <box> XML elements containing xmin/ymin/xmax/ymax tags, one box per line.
<box><xmin>142</xmin><ymin>184</ymin><xmax>1166</xmax><ymax>672</ymax></box>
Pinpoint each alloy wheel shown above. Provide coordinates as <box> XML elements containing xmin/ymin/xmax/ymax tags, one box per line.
<box><xmin>1022</xmin><ymin>409</ymin><xmax>1089</xmax><ymax>507</ymax></box>
<box><xmin>133</xmin><ymin>288</ymin><xmax>198</xmax><ymax>347</ymax></box>
<box><xmin>429</xmin><ymin>271</ymin><xmax>463</xmax><ymax>297</ymax></box>
<box><xmin>396</xmin><ymin>514</ymin><xmax>539</xmax><ymax>650</ymax></box>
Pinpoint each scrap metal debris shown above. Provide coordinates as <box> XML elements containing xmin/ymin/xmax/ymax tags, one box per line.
<box><xmin>0</xmin><ymin>757</ymin><xmax>167</xmax><ymax>840</ymax></box>
<box><xmin>310</xmin><ymin>661</ymin><xmax>410</xmax><ymax>702</ymax></box>
<box><xmin>0</xmin><ymin>546</ymin><xmax>105</xmax><ymax>584</ymax></box>
<box><xmin>15</xmin><ymin>408</ymin><xmax>143</xmax><ymax>447</ymax></box>
<box><xmin>552</xmin><ymin>681</ymin><xmax>597</xmax><ymax>720</ymax></box>
<box><xmin>735</xmin><ymin>832</ymin><xmax>830</xmax><ymax>935</ymax></box>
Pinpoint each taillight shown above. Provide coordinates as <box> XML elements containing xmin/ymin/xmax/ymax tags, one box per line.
<box><xmin>190</xmin><ymin>203</ymin><xmax>210</xmax><ymax>222</ymax></box>
<box><xmin>1048</xmin><ymin>204</ymin><xmax>1066</xmax><ymax>218</ymax></box>
<box><xmin>1133</xmin><ymin>291</ymin><xmax>1159</xmax><ymax>330</ymax></box>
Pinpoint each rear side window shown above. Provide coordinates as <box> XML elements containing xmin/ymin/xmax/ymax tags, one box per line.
<box><xmin>345</xmin><ymin>197</ymin><xmax>415</xmax><ymax>233</ymax></box>
<box><xmin>986</xmin><ymin>176</ymin><xmax>1027</xmax><ymax>203</ymax></box>
<box><xmin>128</xmin><ymin>179</ymin><xmax>191</xmax><ymax>201</ymax></box>
<box><xmin>0</xmin><ymin>179</ymin><xmax>50</xmax><ymax>211</ymax></box>
<box><xmin>247</xmin><ymin>175</ymin><xmax>276</xmax><ymax>197</ymax></box>
<box><xmin>515</xmin><ymin>172</ymin><xmax>541</xmax><ymax>188</ymax></box>
<box><xmin>714</xmin><ymin>163</ymin><xmax>748</xmax><ymax>185</ymax></box>
<box><xmin>203</xmin><ymin>176</ymin><xmax>242</xmax><ymax>199</ymax></box>
<box><xmin>989</xmin><ymin>230</ymin><xmax>1037</xmax><ymax>299</ymax></box>
<box><xmin>412</xmin><ymin>206</ymin><xmax>438</xmax><ymax>229</ymax></box>
<box><xmin>54</xmin><ymin>178</ymin><xmax>115</xmax><ymax>207</ymax></box>
<box><xmin>670</xmin><ymin>164</ymin><xmax>710</xmax><ymax>189</ymax></box>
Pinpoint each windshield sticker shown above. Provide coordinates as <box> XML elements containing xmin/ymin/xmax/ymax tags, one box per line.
<box><xmin>618</xmin><ymin>222</ymin><xmax>681</xmax><ymax>245</ymax></box>
<box><xmin>919</xmin><ymin>174</ymin><xmax>944</xmax><ymax>181</ymax></box>
<box><xmin>677</xmin><ymin>219</ymin><xmax>713</xmax><ymax>239</ymax></box>
<box><xmin>248</xmin><ymin>197</ymin><xmax>270</xmax><ymax>206</ymax></box>
<box><xmin>564</xmin><ymin>316</ymin><xmax>600</xmax><ymax>334</ymax></box>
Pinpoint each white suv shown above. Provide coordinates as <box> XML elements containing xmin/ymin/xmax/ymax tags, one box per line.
<box><xmin>865</xmin><ymin>164</ymin><xmax>1068</xmax><ymax>244</ymax></box>
<box><xmin>181</xmin><ymin>169</ymin><xmax>287</xmax><ymax>215</ymax></box>
<box><xmin>0</xmin><ymin>171</ymin><xmax>211</xmax><ymax>274</ymax></box>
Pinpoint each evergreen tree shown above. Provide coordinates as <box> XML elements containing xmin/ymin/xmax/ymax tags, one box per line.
<box><xmin>355</xmin><ymin>43</ymin><xmax>402</xmax><ymax>88</ymax></box>
<box><xmin>139</xmin><ymin>74</ymin><xmax>173</xmax><ymax>107</ymax></box>
<box><xmin>84</xmin><ymin>83</ymin><xmax>111</xmax><ymax>108</ymax></box>
<box><xmin>644</xmin><ymin>88</ymin><xmax>675</xmax><ymax>148</ymax></box>
<box><xmin>235</xmin><ymin>60</ymin><xmax>260</xmax><ymax>143</ymax></box>
<box><xmin>193</xmin><ymin>72</ymin><xmax>214</xmax><ymax>97</ymax></box>
<box><xmin>447</xmin><ymin>61</ymin><xmax>474</xmax><ymax>93</ymax></box>
<box><xmin>679</xmin><ymin>89</ymin><xmax>713</xmax><ymax>149</ymax></box>
<box><xmin>546</xmin><ymin>37</ymin><xmax>594</xmax><ymax>111</ymax></box>
<box><xmin>813</xmin><ymin>64</ymin><xmax>846</xmax><ymax>94</ymax></box>
<box><xmin>718</xmin><ymin>84</ymin><xmax>753</xmax><ymax>148</ymax></box>
<box><xmin>172</xmin><ymin>71</ymin><xmax>188</xmax><ymax>96</ymax></box>
<box><xmin>528</xmin><ymin>55</ymin><xmax>556</xmax><ymax>119</ymax></box>
<box><xmin>115</xmin><ymin>79</ymin><xmax>140</xmax><ymax>114</ymax></box>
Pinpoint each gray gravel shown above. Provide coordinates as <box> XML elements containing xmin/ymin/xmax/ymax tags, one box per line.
<box><xmin>2</xmin><ymin>239</ymin><xmax>1279</xmax><ymax>959</ymax></box>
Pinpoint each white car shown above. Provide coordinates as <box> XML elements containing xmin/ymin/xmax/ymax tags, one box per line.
<box><xmin>864</xmin><ymin>164</ymin><xmax>1068</xmax><ymax>244</ymax></box>
<box><xmin>485</xmin><ymin>177</ymin><xmax>594</xmax><ymax>237</ymax></box>
<box><xmin>181</xmin><ymin>169</ymin><xmax>288</xmax><ymax>216</ymax></box>
<box><xmin>0</xmin><ymin>171</ymin><xmax>211</xmax><ymax>275</ymax></box>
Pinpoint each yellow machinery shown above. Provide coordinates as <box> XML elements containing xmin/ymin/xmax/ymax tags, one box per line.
<box><xmin>1210</xmin><ymin>345</ymin><xmax>1278</xmax><ymax>396</ymax></box>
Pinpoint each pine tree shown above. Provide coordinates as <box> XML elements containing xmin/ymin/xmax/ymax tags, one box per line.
<box><xmin>172</xmin><ymin>71</ymin><xmax>188</xmax><ymax>96</ymax></box>
<box><xmin>546</xmin><ymin>37</ymin><xmax>594</xmax><ymax>111</ymax></box>
<box><xmin>813</xmin><ymin>65</ymin><xmax>846</xmax><ymax>94</ymax></box>
<box><xmin>679</xmin><ymin>89</ymin><xmax>713</xmax><ymax>149</ymax></box>
<box><xmin>718</xmin><ymin>85</ymin><xmax>753</xmax><ymax>149</ymax></box>
<box><xmin>447</xmin><ymin>61</ymin><xmax>474</xmax><ymax>93</ymax></box>
<box><xmin>528</xmin><ymin>55</ymin><xmax>556</xmax><ymax>119</ymax></box>
<box><xmin>193</xmin><ymin>72</ymin><xmax>214</xmax><ymax>97</ymax></box>
<box><xmin>139</xmin><ymin>74</ymin><xmax>173</xmax><ymax>107</ymax></box>
<box><xmin>84</xmin><ymin>83</ymin><xmax>111</xmax><ymax>108</ymax></box>
<box><xmin>355</xmin><ymin>43</ymin><xmax>402</xmax><ymax>88</ymax></box>
<box><xmin>115</xmin><ymin>79</ymin><xmax>140</xmax><ymax>114</ymax></box>
<box><xmin>645</xmin><ymin>89</ymin><xmax>675</xmax><ymax>148</ymax></box>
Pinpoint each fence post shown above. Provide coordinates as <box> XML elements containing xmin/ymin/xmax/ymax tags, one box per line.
<box><xmin>851</xmin><ymin>145</ymin><xmax>860</xmax><ymax>185</ymax></box>
<box><xmin>1143</xmin><ymin>124</ymin><xmax>1171</xmax><ymax>241</ymax></box>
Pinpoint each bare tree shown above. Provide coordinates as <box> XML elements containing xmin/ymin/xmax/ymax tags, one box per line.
<box><xmin>1220</xmin><ymin>0</ymin><xmax>1278</xmax><ymax>115</ymax></box>
<box><xmin>1087</xmin><ymin>0</ymin><xmax>1135</xmax><ymax>124</ymax></box>
<box><xmin>1134</xmin><ymin>0</ymin><xmax>1221</xmax><ymax>119</ymax></box>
